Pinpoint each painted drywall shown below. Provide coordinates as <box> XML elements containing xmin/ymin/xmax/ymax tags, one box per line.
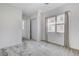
<box><xmin>22</xmin><ymin>19</ymin><xmax>30</xmax><ymax>39</ymax></box>
<box><xmin>69</xmin><ymin>4</ymin><xmax>79</xmax><ymax>49</ymax></box>
<box><xmin>47</xmin><ymin>33</ymin><xmax>64</xmax><ymax>46</ymax></box>
<box><xmin>37</xmin><ymin>11</ymin><xmax>42</xmax><ymax>41</ymax></box>
<box><xmin>41</xmin><ymin>13</ymin><xmax>46</xmax><ymax>41</ymax></box>
<box><xmin>0</xmin><ymin>4</ymin><xmax>22</xmax><ymax>49</ymax></box>
<box><xmin>44</xmin><ymin>4</ymin><xmax>79</xmax><ymax>49</ymax></box>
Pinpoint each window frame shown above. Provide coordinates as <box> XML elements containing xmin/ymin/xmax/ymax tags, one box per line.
<box><xmin>47</xmin><ymin>16</ymin><xmax>56</xmax><ymax>32</ymax></box>
<box><xmin>47</xmin><ymin>13</ymin><xmax>65</xmax><ymax>33</ymax></box>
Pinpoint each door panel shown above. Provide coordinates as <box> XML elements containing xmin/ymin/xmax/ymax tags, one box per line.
<box><xmin>22</xmin><ymin>19</ymin><xmax>30</xmax><ymax>39</ymax></box>
<box><xmin>31</xmin><ymin>18</ymin><xmax>37</xmax><ymax>40</ymax></box>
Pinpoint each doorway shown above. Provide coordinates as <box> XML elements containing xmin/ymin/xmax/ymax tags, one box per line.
<box><xmin>30</xmin><ymin>18</ymin><xmax>38</xmax><ymax>41</ymax></box>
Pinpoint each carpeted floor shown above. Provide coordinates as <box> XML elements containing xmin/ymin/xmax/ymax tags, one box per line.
<box><xmin>0</xmin><ymin>39</ymin><xmax>79</xmax><ymax>56</ymax></box>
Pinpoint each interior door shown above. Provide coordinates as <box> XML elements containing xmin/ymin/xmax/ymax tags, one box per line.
<box><xmin>31</xmin><ymin>18</ymin><xmax>37</xmax><ymax>40</ymax></box>
<box><xmin>22</xmin><ymin>19</ymin><xmax>30</xmax><ymax>39</ymax></box>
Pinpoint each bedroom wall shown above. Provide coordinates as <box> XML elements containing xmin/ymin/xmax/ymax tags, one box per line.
<box><xmin>0</xmin><ymin>4</ymin><xmax>22</xmax><ymax>49</ymax></box>
<box><xmin>44</xmin><ymin>3</ymin><xmax>79</xmax><ymax>49</ymax></box>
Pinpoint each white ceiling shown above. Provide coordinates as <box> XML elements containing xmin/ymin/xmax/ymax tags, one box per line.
<box><xmin>8</xmin><ymin>3</ymin><xmax>66</xmax><ymax>18</ymax></box>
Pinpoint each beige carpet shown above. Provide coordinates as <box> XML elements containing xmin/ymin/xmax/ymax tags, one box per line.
<box><xmin>0</xmin><ymin>39</ymin><xmax>79</xmax><ymax>56</ymax></box>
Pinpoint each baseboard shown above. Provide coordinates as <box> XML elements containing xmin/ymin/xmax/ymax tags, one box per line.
<box><xmin>41</xmin><ymin>40</ymin><xmax>79</xmax><ymax>51</ymax></box>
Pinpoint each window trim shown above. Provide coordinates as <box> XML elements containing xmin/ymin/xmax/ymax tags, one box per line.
<box><xmin>45</xmin><ymin>11</ymin><xmax>70</xmax><ymax>47</ymax></box>
<box><xmin>47</xmin><ymin>13</ymin><xmax>65</xmax><ymax>33</ymax></box>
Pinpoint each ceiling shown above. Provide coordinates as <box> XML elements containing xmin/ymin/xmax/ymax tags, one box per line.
<box><xmin>8</xmin><ymin>3</ymin><xmax>66</xmax><ymax>18</ymax></box>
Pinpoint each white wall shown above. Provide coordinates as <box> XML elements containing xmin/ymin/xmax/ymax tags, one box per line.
<box><xmin>0</xmin><ymin>4</ymin><xmax>22</xmax><ymax>49</ymax></box>
<box><xmin>44</xmin><ymin>4</ymin><xmax>79</xmax><ymax>49</ymax></box>
<box><xmin>47</xmin><ymin>33</ymin><xmax>64</xmax><ymax>46</ymax></box>
<box><xmin>41</xmin><ymin>13</ymin><xmax>46</xmax><ymax>41</ymax></box>
<box><xmin>69</xmin><ymin>4</ymin><xmax>79</xmax><ymax>49</ymax></box>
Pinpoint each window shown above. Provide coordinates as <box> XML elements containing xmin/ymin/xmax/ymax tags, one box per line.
<box><xmin>57</xmin><ymin>14</ymin><xmax>65</xmax><ymax>33</ymax></box>
<box><xmin>57</xmin><ymin>14</ymin><xmax>65</xmax><ymax>24</ymax></box>
<box><xmin>47</xmin><ymin>14</ymin><xmax>65</xmax><ymax>33</ymax></box>
<box><xmin>57</xmin><ymin>25</ymin><xmax>64</xmax><ymax>33</ymax></box>
<box><xmin>48</xmin><ymin>17</ymin><xmax>55</xmax><ymax>32</ymax></box>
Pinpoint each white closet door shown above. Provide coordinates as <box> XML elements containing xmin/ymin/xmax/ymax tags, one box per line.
<box><xmin>22</xmin><ymin>19</ymin><xmax>30</xmax><ymax>39</ymax></box>
<box><xmin>25</xmin><ymin>20</ymin><xmax>30</xmax><ymax>39</ymax></box>
<box><xmin>31</xmin><ymin>18</ymin><xmax>37</xmax><ymax>40</ymax></box>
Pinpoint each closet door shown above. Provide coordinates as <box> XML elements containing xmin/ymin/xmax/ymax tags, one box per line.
<box><xmin>31</xmin><ymin>18</ymin><xmax>37</xmax><ymax>40</ymax></box>
<box><xmin>25</xmin><ymin>19</ymin><xmax>30</xmax><ymax>39</ymax></box>
<box><xmin>22</xmin><ymin>19</ymin><xmax>30</xmax><ymax>40</ymax></box>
